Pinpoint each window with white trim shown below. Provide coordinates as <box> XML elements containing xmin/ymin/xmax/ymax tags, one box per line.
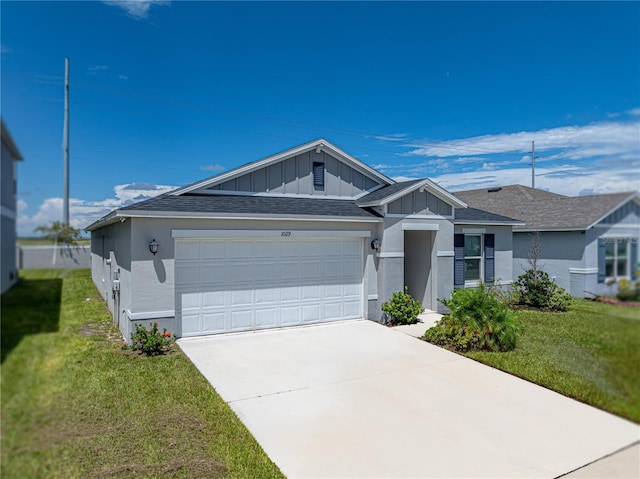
<box><xmin>605</xmin><ymin>239</ymin><xmax>629</xmax><ymax>279</ymax></box>
<box><xmin>463</xmin><ymin>234</ymin><xmax>482</xmax><ymax>282</ymax></box>
<box><xmin>598</xmin><ymin>237</ymin><xmax>637</xmax><ymax>283</ymax></box>
<box><xmin>454</xmin><ymin>233</ymin><xmax>495</xmax><ymax>286</ymax></box>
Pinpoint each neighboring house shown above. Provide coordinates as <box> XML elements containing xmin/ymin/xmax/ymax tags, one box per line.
<box><xmin>1</xmin><ymin>119</ymin><xmax>24</xmax><ymax>294</ymax></box>
<box><xmin>87</xmin><ymin>139</ymin><xmax>520</xmax><ymax>341</ymax></box>
<box><xmin>454</xmin><ymin>185</ymin><xmax>640</xmax><ymax>298</ymax></box>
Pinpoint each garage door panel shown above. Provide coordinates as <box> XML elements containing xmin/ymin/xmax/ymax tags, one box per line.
<box><xmin>182</xmin><ymin>313</ymin><xmax>201</xmax><ymax>335</ymax></box>
<box><xmin>281</xmin><ymin>306</ymin><xmax>302</xmax><ymax>325</ymax></box>
<box><xmin>202</xmin><ymin>312</ymin><xmax>225</xmax><ymax>333</ymax></box>
<box><xmin>343</xmin><ymin>300</ymin><xmax>361</xmax><ymax>317</ymax></box>
<box><xmin>176</xmin><ymin>236</ymin><xmax>364</xmax><ymax>336</ymax></box>
<box><xmin>255</xmin><ymin>287</ymin><xmax>276</xmax><ymax>304</ymax></box>
<box><xmin>202</xmin><ymin>291</ymin><xmax>225</xmax><ymax>308</ymax></box>
<box><xmin>324</xmin><ymin>302</ymin><xmax>343</xmax><ymax>319</ymax></box>
<box><xmin>280</xmin><ymin>262</ymin><xmax>300</xmax><ymax>281</ymax></box>
<box><xmin>231</xmin><ymin>289</ymin><xmax>252</xmax><ymax>306</ymax></box>
<box><xmin>176</xmin><ymin>264</ymin><xmax>200</xmax><ymax>285</ymax></box>
<box><xmin>231</xmin><ymin>310</ymin><xmax>253</xmax><ymax>329</ymax></box>
<box><xmin>281</xmin><ymin>285</ymin><xmax>300</xmax><ymax>302</ymax></box>
<box><xmin>201</xmin><ymin>241</ymin><xmax>225</xmax><ymax>259</ymax></box>
<box><xmin>302</xmin><ymin>284</ymin><xmax>320</xmax><ymax>300</ymax></box>
<box><xmin>176</xmin><ymin>241</ymin><xmax>200</xmax><ymax>260</ymax></box>
<box><xmin>302</xmin><ymin>304</ymin><xmax>320</xmax><ymax>322</ymax></box>
<box><xmin>255</xmin><ymin>309</ymin><xmax>277</xmax><ymax>328</ymax></box>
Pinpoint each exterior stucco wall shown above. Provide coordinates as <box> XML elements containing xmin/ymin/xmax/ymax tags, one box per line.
<box><xmin>1</xmin><ymin>141</ymin><xmax>19</xmax><ymax>293</ymax></box>
<box><xmin>209</xmin><ymin>150</ymin><xmax>381</xmax><ymax>197</ymax></box>
<box><xmin>378</xmin><ymin>216</ymin><xmax>454</xmax><ymax>313</ymax></box>
<box><xmin>104</xmin><ymin>216</ymin><xmax>380</xmax><ymax>339</ymax></box>
<box><xmin>513</xmin><ymin>231</ymin><xmax>586</xmax><ymax>295</ymax></box>
<box><xmin>455</xmin><ymin>225</ymin><xmax>514</xmax><ymax>287</ymax></box>
<box><xmin>90</xmin><ymin>220</ymin><xmax>132</xmax><ymax>337</ymax></box>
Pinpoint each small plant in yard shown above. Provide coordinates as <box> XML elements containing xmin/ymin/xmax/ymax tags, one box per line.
<box><xmin>129</xmin><ymin>322</ymin><xmax>176</xmax><ymax>356</ymax></box>
<box><xmin>424</xmin><ymin>283</ymin><xmax>518</xmax><ymax>352</ymax></box>
<box><xmin>512</xmin><ymin>269</ymin><xmax>573</xmax><ymax>311</ymax></box>
<box><xmin>616</xmin><ymin>278</ymin><xmax>640</xmax><ymax>302</ymax></box>
<box><xmin>381</xmin><ymin>287</ymin><xmax>425</xmax><ymax>325</ymax></box>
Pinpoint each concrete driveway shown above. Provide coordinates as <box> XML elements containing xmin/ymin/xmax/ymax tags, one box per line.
<box><xmin>179</xmin><ymin>320</ymin><xmax>639</xmax><ymax>479</ymax></box>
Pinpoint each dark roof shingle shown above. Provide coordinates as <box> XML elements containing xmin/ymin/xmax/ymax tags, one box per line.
<box><xmin>454</xmin><ymin>184</ymin><xmax>637</xmax><ymax>230</ymax></box>
<box><xmin>120</xmin><ymin>193</ymin><xmax>381</xmax><ymax>218</ymax></box>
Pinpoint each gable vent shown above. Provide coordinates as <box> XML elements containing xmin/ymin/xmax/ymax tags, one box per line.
<box><xmin>313</xmin><ymin>162</ymin><xmax>325</xmax><ymax>188</ymax></box>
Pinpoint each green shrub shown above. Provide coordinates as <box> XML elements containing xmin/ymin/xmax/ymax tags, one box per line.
<box><xmin>381</xmin><ymin>287</ymin><xmax>425</xmax><ymax>325</ymax></box>
<box><xmin>617</xmin><ymin>278</ymin><xmax>631</xmax><ymax>292</ymax></box>
<box><xmin>513</xmin><ymin>269</ymin><xmax>573</xmax><ymax>311</ymax></box>
<box><xmin>617</xmin><ymin>286</ymin><xmax>640</xmax><ymax>302</ymax></box>
<box><xmin>130</xmin><ymin>322</ymin><xmax>175</xmax><ymax>356</ymax></box>
<box><xmin>423</xmin><ymin>283</ymin><xmax>518</xmax><ymax>352</ymax></box>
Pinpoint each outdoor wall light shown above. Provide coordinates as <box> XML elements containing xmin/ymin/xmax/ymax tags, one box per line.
<box><xmin>148</xmin><ymin>239</ymin><xmax>159</xmax><ymax>256</ymax></box>
<box><xmin>371</xmin><ymin>238</ymin><xmax>381</xmax><ymax>251</ymax></box>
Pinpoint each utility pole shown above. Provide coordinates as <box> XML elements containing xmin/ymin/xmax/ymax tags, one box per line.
<box><xmin>63</xmin><ymin>57</ymin><xmax>70</xmax><ymax>225</ymax></box>
<box><xmin>531</xmin><ymin>140</ymin><xmax>535</xmax><ymax>189</ymax></box>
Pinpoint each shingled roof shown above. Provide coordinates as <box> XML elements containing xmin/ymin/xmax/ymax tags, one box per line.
<box><xmin>86</xmin><ymin>193</ymin><xmax>382</xmax><ymax>230</ymax></box>
<box><xmin>454</xmin><ymin>185</ymin><xmax>638</xmax><ymax>231</ymax></box>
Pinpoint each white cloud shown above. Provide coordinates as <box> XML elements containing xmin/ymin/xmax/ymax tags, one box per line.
<box><xmin>403</xmin><ymin>121</ymin><xmax>640</xmax><ymax>160</ymax></box>
<box><xmin>371</xmin><ymin>133</ymin><xmax>409</xmax><ymax>142</ymax></box>
<box><xmin>432</xmin><ymin>164</ymin><xmax>640</xmax><ymax>197</ymax></box>
<box><xmin>627</xmin><ymin>108</ymin><xmax>640</xmax><ymax>117</ymax></box>
<box><xmin>17</xmin><ymin>182</ymin><xmax>177</xmax><ymax>236</ymax></box>
<box><xmin>201</xmin><ymin>164</ymin><xmax>225</xmax><ymax>172</ymax></box>
<box><xmin>103</xmin><ymin>0</ymin><xmax>170</xmax><ymax>19</ymax></box>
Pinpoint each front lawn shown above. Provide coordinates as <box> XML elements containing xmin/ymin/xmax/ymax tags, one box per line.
<box><xmin>1</xmin><ymin>269</ymin><xmax>284</xmax><ymax>479</ymax></box>
<box><xmin>464</xmin><ymin>300</ymin><xmax>640</xmax><ymax>423</ymax></box>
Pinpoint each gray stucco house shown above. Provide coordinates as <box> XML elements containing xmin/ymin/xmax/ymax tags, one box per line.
<box><xmin>87</xmin><ymin>139</ymin><xmax>520</xmax><ymax>340</ymax></box>
<box><xmin>454</xmin><ymin>185</ymin><xmax>640</xmax><ymax>298</ymax></box>
<box><xmin>1</xmin><ymin>119</ymin><xmax>24</xmax><ymax>294</ymax></box>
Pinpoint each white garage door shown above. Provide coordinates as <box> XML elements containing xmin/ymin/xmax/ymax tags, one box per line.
<box><xmin>175</xmin><ymin>236</ymin><xmax>364</xmax><ymax>336</ymax></box>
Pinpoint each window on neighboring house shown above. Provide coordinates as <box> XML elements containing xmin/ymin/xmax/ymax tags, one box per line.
<box><xmin>599</xmin><ymin>237</ymin><xmax>637</xmax><ymax>282</ymax></box>
<box><xmin>454</xmin><ymin>233</ymin><xmax>495</xmax><ymax>286</ymax></box>
<box><xmin>312</xmin><ymin>162</ymin><xmax>325</xmax><ymax>189</ymax></box>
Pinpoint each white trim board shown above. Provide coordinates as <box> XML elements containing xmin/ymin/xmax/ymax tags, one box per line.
<box><xmin>172</xmin><ymin>229</ymin><xmax>371</xmax><ymax>239</ymax></box>
<box><xmin>127</xmin><ymin>309</ymin><xmax>175</xmax><ymax>321</ymax></box>
<box><xmin>376</xmin><ymin>252</ymin><xmax>404</xmax><ymax>258</ymax></box>
<box><xmin>401</xmin><ymin>223</ymin><xmax>440</xmax><ymax>231</ymax></box>
<box><xmin>569</xmin><ymin>268</ymin><xmax>598</xmax><ymax>274</ymax></box>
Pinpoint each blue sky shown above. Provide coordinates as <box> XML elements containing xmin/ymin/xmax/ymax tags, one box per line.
<box><xmin>2</xmin><ymin>1</ymin><xmax>639</xmax><ymax>236</ymax></box>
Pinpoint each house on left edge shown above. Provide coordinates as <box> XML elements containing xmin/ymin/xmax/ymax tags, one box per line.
<box><xmin>1</xmin><ymin>119</ymin><xmax>24</xmax><ymax>294</ymax></box>
<box><xmin>86</xmin><ymin>139</ymin><xmax>521</xmax><ymax>342</ymax></box>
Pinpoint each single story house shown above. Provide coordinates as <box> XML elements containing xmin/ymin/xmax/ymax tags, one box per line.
<box><xmin>87</xmin><ymin>139</ymin><xmax>520</xmax><ymax>340</ymax></box>
<box><xmin>454</xmin><ymin>185</ymin><xmax>640</xmax><ymax>298</ymax></box>
<box><xmin>1</xmin><ymin>119</ymin><xmax>24</xmax><ymax>294</ymax></box>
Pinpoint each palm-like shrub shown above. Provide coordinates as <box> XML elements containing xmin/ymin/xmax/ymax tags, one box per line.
<box><xmin>424</xmin><ymin>283</ymin><xmax>518</xmax><ymax>352</ymax></box>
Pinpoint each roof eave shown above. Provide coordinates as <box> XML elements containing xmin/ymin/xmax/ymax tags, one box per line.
<box><xmin>358</xmin><ymin>178</ymin><xmax>467</xmax><ymax>209</ymax></box>
<box><xmin>584</xmin><ymin>193</ymin><xmax>640</xmax><ymax>230</ymax></box>
<box><xmin>0</xmin><ymin>119</ymin><xmax>24</xmax><ymax>161</ymax></box>
<box><xmin>98</xmin><ymin>209</ymin><xmax>383</xmax><ymax>223</ymax></box>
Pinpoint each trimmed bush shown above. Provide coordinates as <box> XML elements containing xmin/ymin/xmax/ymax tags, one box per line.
<box><xmin>381</xmin><ymin>287</ymin><xmax>425</xmax><ymax>325</ymax></box>
<box><xmin>129</xmin><ymin>322</ymin><xmax>176</xmax><ymax>356</ymax></box>
<box><xmin>423</xmin><ymin>283</ymin><xmax>518</xmax><ymax>352</ymax></box>
<box><xmin>513</xmin><ymin>269</ymin><xmax>572</xmax><ymax>311</ymax></box>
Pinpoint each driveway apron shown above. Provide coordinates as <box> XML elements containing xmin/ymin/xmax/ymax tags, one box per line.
<box><xmin>178</xmin><ymin>320</ymin><xmax>639</xmax><ymax>479</ymax></box>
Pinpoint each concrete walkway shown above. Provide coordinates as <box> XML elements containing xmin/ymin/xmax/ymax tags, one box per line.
<box><xmin>179</xmin><ymin>320</ymin><xmax>639</xmax><ymax>479</ymax></box>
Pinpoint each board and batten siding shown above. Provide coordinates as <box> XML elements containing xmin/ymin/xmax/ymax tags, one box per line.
<box><xmin>388</xmin><ymin>190</ymin><xmax>453</xmax><ymax>216</ymax></box>
<box><xmin>208</xmin><ymin>150</ymin><xmax>381</xmax><ymax>197</ymax></box>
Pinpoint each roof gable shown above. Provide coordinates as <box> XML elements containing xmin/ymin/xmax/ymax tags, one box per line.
<box><xmin>172</xmin><ymin>139</ymin><xmax>394</xmax><ymax>198</ymax></box>
<box><xmin>357</xmin><ymin>178</ymin><xmax>466</xmax><ymax>209</ymax></box>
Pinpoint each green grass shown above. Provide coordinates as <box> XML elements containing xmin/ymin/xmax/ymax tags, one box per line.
<box><xmin>464</xmin><ymin>300</ymin><xmax>640</xmax><ymax>423</ymax></box>
<box><xmin>1</xmin><ymin>269</ymin><xmax>284</xmax><ymax>479</ymax></box>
